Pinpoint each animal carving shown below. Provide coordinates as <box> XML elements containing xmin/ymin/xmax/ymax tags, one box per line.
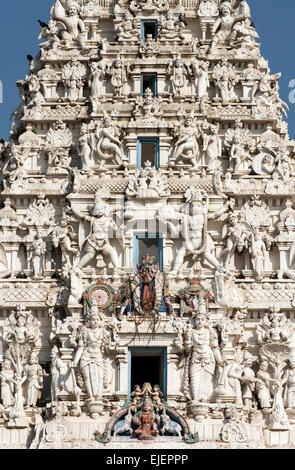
<box><xmin>113</xmin><ymin>408</ymin><xmax>133</xmax><ymax>436</ymax></box>
<box><xmin>160</xmin><ymin>408</ymin><xmax>182</xmax><ymax>437</ymax></box>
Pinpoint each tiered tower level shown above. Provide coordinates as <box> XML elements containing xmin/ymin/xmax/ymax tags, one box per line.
<box><xmin>0</xmin><ymin>0</ymin><xmax>295</xmax><ymax>449</ymax></box>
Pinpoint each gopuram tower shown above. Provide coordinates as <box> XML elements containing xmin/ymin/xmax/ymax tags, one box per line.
<box><xmin>0</xmin><ymin>0</ymin><xmax>295</xmax><ymax>449</ymax></box>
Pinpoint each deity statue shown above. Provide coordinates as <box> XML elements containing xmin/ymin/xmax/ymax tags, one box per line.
<box><xmin>133</xmin><ymin>88</ymin><xmax>163</xmax><ymax>123</ymax></box>
<box><xmin>168</xmin><ymin>188</ymin><xmax>224</xmax><ymax>275</ymax></box>
<box><xmin>71</xmin><ymin>311</ymin><xmax>104</xmax><ymax>404</ymax></box>
<box><xmin>116</xmin><ymin>12</ymin><xmax>139</xmax><ymax>42</ymax></box>
<box><xmin>71</xmin><ymin>307</ymin><xmax>117</xmax><ymax>414</ymax></box>
<box><xmin>202</xmin><ymin>123</ymin><xmax>222</xmax><ymax>172</ymax></box>
<box><xmin>0</xmin><ymin>359</ymin><xmax>15</xmax><ymax>407</ymax></box>
<box><xmin>183</xmin><ymin>305</ymin><xmax>223</xmax><ymax>403</ymax></box>
<box><xmin>62</xmin><ymin>60</ymin><xmax>86</xmax><ymax>102</ymax></box>
<box><xmin>133</xmin><ymin>396</ymin><xmax>160</xmax><ymax>440</ymax></box>
<box><xmin>231</xmin><ymin>17</ymin><xmax>259</xmax><ymax>49</ymax></box>
<box><xmin>210</xmin><ymin>1</ymin><xmax>246</xmax><ymax>51</ymax></box>
<box><xmin>248</xmin><ymin>229</ymin><xmax>267</xmax><ymax>281</ymax></box>
<box><xmin>256</xmin><ymin>360</ymin><xmax>273</xmax><ymax>410</ymax></box>
<box><xmin>284</xmin><ymin>353</ymin><xmax>295</xmax><ymax>410</ymax></box>
<box><xmin>168</xmin><ymin>54</ymin><xmax>187</xmax><ymax>97</ymax></box>
<box><xmin>170</xmin><ymin>113</ymin><xmax>200</xmax><ymax>168</ymax></box>
<box><xmin>229</xmin><ymin>136</ymin><xmax>247</xmax><ymax>173</ymax></box>
<box><xmin>159</xmin><ymin>12</ymin><xmax>185</xmax><ymax>41</ymax></box>
<box><xmin>24</xmin><ymin>353</ymin><xmax>44</xmax><ymax>408</ymax></box>
<box><xmin>70</xmin><ymin>190</ymin><xmax>123</xmax><ymax>272</ymax></box>
<box><xmin>95</xmin><ymin>112</ymin><xmax>127</xmax><ymax>167</ymax></box>
<box><xmin>107</xmin><ymin>56</ymin><xmax>130</xmax><ymax>98</ymax></box>
<box><xmin>2</xmin><ymin>306</ymin><xmax>40</xmax><ymax>427</ymax></box>
<box><xmin>89</xmin><ymin>62</ymin><xmax>106</xmax><ymax>115</ymax></box>
<box><xmin>51</xmin><ymin>217</ymin><xmax>78</xmax><ymax>269</ymax></box>
<box><xmin>212</xmin><ymin>60</ymin><xmax>238</xmax><ymax>104</ymax></box>
<box><xmin>28</xmin><ymin>227</ymin><xmax>47</xmax><ymax>280</ymax></box>
<box><xmin>256</xmin><ymin>307</ymin><xmax>295</xmax><ymax>347</ymax></box>
<box><xmin>219</xmin><ymin>213</ymin><xmax>248</xmax><ymax>268</ymax></box>
<box><xmin>50</xmin><ymin>1</ymin><xmax>86</xmax><ymax>48</ymax></box>
<box><xmin>190</xmin><ymin>60</ymin><xmax>210</xmax><ymax>105</ymax></box>
<box><xmin>51</xmin><ymin>346</ymin><xmax>68</xmax><ymax>402</ymax></box>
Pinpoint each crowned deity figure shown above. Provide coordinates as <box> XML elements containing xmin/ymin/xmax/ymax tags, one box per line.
<box><xmin>70</xmin><ymin>190</ymin><xmax>123</xmax><ymax>272</ymax></box>
<box><xmin>183</xmin><ymin>302</ymin><xmax>223</xmax><ymax>403</ymax></box>
<box><xmin>169</xmin><ymin>188</ymin><xmax>224</xmax><ymax>275</ymax></box>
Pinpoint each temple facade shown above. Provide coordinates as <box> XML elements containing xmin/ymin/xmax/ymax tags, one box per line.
<box><xmin>0</xmin><ymin>0</ymin><xmax>295</xmax><ymax>449</ymax></box>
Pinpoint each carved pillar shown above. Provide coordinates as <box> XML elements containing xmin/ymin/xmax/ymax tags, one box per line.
<box><xmin>116</xmin><ymin>349</ymin><xmax>128</xmax><ymax>398</ymax></box>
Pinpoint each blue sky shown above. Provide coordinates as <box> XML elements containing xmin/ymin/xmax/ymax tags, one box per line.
<box><xmin>0</xmin><ymin>0</ymin><xmax>294</xmax><ymax>140</ymax></box>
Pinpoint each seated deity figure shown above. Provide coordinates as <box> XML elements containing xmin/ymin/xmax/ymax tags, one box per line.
<box><xmin>210</xmin><ymin>2</ymin><xmax>246</xmax><ymax>51</ymax></box>
<box><xmin>116</xmin><ymin>12</ymin><xmax>139</xmax><ymax>42</ymax></box>
<box><xmin>71</xmin><ymin>309</ymin><xmax>105</xmax><ymax>403</ymax></box>
<box><xmin>160</xmin><ymin>12</ymin><xmax>185</xmax><ymax>41</ymax></box>
<box><xmin>51</xmin><ymin>1</ymin><xmax>86</xmax><ymax>48</ymax></box>
<box><xmin>184</xmin><ymin>303</ymin><xmax>223</xmax><ymax>403</ymax></box>
<box><xmin>231</xmin><ymin>17</ymin><xmax>259</xmax><ymax>49</ymax></box>
<box><xmin>170</xmin><ymin>114</ymin><xmax>200</xmax><ymax>168</ymax></box>
<box><xmin>169</xmin><ymin>189</ymin><xmax>224</xmax><ymax>275</ymax></box>
<box><xmin>70</xmin><ymin>191</ymin><xmax>122</xmax><ymax>272</ymax></box>
<box><xmin>96</xmin><ymin>113</ymin><xmax>127</xmax><ymax>167</ymax></box>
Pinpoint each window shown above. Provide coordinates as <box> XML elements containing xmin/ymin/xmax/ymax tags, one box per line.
<box><xmin>134</xmin><ymin>234</ymin><xmax>163</xmax><ymax>272</ymax></box>
<box><xmin>137</xmin><ymin>138</ymin><xmax>159</xmax><ymax>169</ymax></box>
<box><xmin>128</xmin><ymin>348</ymin><xmax>167</xmax><ymax>399</ymax></box>
<box><xmin>141</xmin><ymin>20</ymin><xmax>158</xmax><ymax>40</ymax></box>
<box><xmin>141</xmin><ymin>74</ymin><xmax>157</xmax><ymax>96</ymax></box>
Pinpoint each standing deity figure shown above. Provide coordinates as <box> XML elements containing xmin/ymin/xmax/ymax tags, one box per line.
<box><xmin>170</xmin><ymin>113</ymin><xmax>200</xmax><ymax>168</ymax></box>
<box><xmin>51</xmin><ymin>346</ymin><xmax>68</xmax><ymax>402</ymax></box>
<box><xmin>248</xmin><ymin>229</ymin><xmax>267</xmax><ymax>281</ymax></box>
<box><xmin>229</xmin><ymin>136</ymin><xmax>246</xmax><ymax>173</ymax></box>
<box><xmin>219</xmin><ymin>213</ymin><xmax>248</xmax><ymax>268</ymax></box>
<box><xmin>95</xmin><ymin>112</ymin><xmax>127</xmax><ymax>167</ymax></box>
<box><xmin>29</xmin><ymin>227</ymin><xmax>47</xmax><ymax>279</ymax></box>
<box><xmin>50</xmin><ymin>1</ymin><xmax>86</xmax><ymax>48</ymax></box>
<box><xmin>51</xmin><ymin>218</ymin><xmax>78</xmax><ymax>269</ymax></box>
<box><xmin>191</xmin><ymin>60</ymin><xmax>210</xmax><ymax>104</ymax></box>
<box><xmin>256</xmin><ymin>360</ymin><xmax>273</xmax><ymax>409</ymax></box>
<box><xmin>184</xmin><ymin>305</ymin><xmax>223</xmax><ymax>403</ymax></box>
<box><xmin>241</xmin><ymin>352</ymin><xmax>256</xmax><ymax>409</ymax></box>
<box><xmin>70</xmin><ymin>190</ymin><xmax>122</xmax><ymax>272</ymax></box>
<box><xmin>71</xmin><ymin>310</ymin><xmax>107</xmax><ymax>403</ymax></box>
<box><xmin>78</xmin><ymin>123</ymin><xmax>94</xmax><ymax>171</ymax></box>
<box><xmin>24</xmin><ymin>353</ymin><xmax>43</xmax><ymax>408</ymax></box>
<box><xmin>62</xmin><ymin>60</ymin><xmax>86</xmax><ymax>103</ymax></box>
<box><xmin>0</xmin><ymin>359</ymin><xmax>15</xmax><ymax>407</ymax></box>
<box><xmin>2</xmin><ymin>305</ymin><xmax>40</xmax><ymax>427</ymax></box>
<box><xmin>210</xmin><ymin>2</ymin><xmax>246</xmax><ymax>51</ymax></box>
<box><xmin>168</xmin><ymin>54</ymin><xmax>187</xmax><ymax>97</ymax></box>
<box><xmin>202</xmin><ymin>123</ymin><xmax>222</xmax><ymax>172</ymax></box>
<box><xmin>212</xmin><ymin>60</ymin><xmax>238</xmax><ymax>104</ymax></box>
<box><xmin>284</xmin><ymin>354</ymin><xmax>295</xmax><ymax>410</ymax></box>
<box><xmin>108</xmin><ymin>56</ymin><xmax>130</xmax><ymax>98</ymax></box>
<box><xmin>169</xmin><ymin>188</ymin><xmax>224</xmax><ymax>275</ymax></box>
<box><xmin>89</xmin><ymin>62</ymin><xmax>106</xmax><ymax>115</ymax></box>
